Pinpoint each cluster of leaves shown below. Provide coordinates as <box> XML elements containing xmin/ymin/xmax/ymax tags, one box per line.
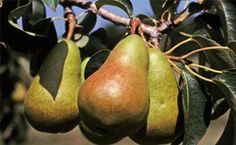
<box><xmin>2</xmin><ymin>0</ymin><xmax>236</xmax><ymax>145</ymax></box>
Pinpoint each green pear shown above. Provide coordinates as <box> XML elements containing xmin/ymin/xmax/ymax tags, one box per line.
<box><xmin>79</xmin><ymin>121</ymin><xmax>123</xmax><ymax>144</ymax></box>
<box><xmin>78</xmin><ymin>34</ymin><xmax>150</xmax><ymax>137</ymax></box>
<box><xmin>130</xmin><ymin>48</ymin><xmax>183</xmax><ymax>144</ymax></box>
<box><xmin>24</xmin><ymin>40</ymin><xmax>81</xmax><ymax>133</ymax></box>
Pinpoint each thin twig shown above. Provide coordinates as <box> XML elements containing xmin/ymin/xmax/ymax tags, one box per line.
<box><xmin>189</xmin><ymin>63</ymin><xmax>223</xmax><ymax>74</ymax></box>
<box><xmin>181</xmin><ymin>46</ymin><xmax>229</xmax><ymax>59</ymax></box>
<box><xmin>59</xmin><ymin>0</ymin><xmax>204</xmax><ymax>39</ymax></box>
<box><xmin>168</xmin><ymin>58</ymin><xmax>182</xmax><ymax>74</ymax></box>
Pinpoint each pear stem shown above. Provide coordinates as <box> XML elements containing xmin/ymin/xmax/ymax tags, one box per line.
<box><xmin>63</xmin><ymin>6</ymin><xmax>76</xmax><ymax>40</ymax></box>
<box><xmin>189</xmin><ymin>63</ymin><xmax>223</xmax><ymax>74</ymax></box>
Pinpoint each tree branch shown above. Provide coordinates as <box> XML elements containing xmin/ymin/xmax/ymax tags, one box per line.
<box><xmin>59</xmin><ymin>0</ymin><xmax>204</xmax><ymax>39</ymax></box>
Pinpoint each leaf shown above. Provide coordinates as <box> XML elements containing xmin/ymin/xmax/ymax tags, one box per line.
<box><xmin>216</xmin><ymin>110</ymin><xmax>236</xmax><ymax>145</ymax></box>
<box><xmin>81</xmin><ymin>57</ymin><xmax>90</xmax><ymax>82</ymax></box>
<box><xmin>213</xmin><ymin>70</ymin><xmax>236</xmax><ymax>112</ymax></box>
<box><xmin>7</xmin><ymin>2</ymin><xmax>57</xmax><ymax>53</ymax></box>
<box><xmin>84</xmin><ymin>49</ymin><xmax>110</xmax><ymax>79</ymax></box>
<box><xmin>42</xmin><ymin>0</ymin><xmax>59</xmax><ymax>10</ymax></box>
<box><xmin>136</xmin><ymin>14</ymin><xmax>156</xmax><ymax>26</ymax></box>
<box><xmin>192</xmin><ymin>35</ymin><xmax>236</xmax><ymax>70</ymax></box>
<box><xmin>150</xmin><ymin>0</ymin><xmax>177</xmax><ymax>19</ymax></box>
<box><xmin>90</xmin><ymin>28</ymin><xmax>107</xmax><ymax>44</ymax></box>
<box><xmin>77</xmin><ymin>11</ymin><xmax>97</xmax><ymax>34</ymax></box>
<box><xmin>95</xmin><ymin>0</ymin><xmax>133</xmax><ymax>16</ymax></box>
<box><xmin>23</xmin><ymin>0</ymin><xmax>46</xmax><ymax>31</ymax></box>
<box><xmin>181</xmin><ymin>70</ymin><xmax>210</xmax><ymax>145</ymax></box>
<box><xmin>210</xmin><ymin>0</ymin><xmax>236</xmax><ymax>44</ymax></box>
<box><xmin>211</xmin><ymin>99</ymin><xmax>229</xmax><ymax>120</ymax></box>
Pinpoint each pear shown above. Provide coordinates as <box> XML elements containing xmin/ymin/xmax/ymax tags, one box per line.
<box><xmin>78</xmin><ymin>34</ymin><xmax>150</xmax><ymax>137</ymax></box>
<box><xmin>79</xmin><ymin>121</ymin><xmax>123</xmax><ymax>144</ymax></box>
<box><xmin>24</xmin><ymin>40</ymin><xmax>81</xmax><ymax>133</ymax></box>
<box><xmin>130</xmin><ymin>48</ymin><xmax>183</xmax><ymax>144</ymax></box>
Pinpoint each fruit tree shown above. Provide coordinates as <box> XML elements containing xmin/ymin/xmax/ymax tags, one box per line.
<box><xmin>1</xmin><ymin>0</ymin><xmax>236</xmax><ymax>145</ymax></box>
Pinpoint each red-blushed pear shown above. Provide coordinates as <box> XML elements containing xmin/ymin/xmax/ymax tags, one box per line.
<box><xmin>78</xmin><ymin>34</ymin><xmax>150</xmax><ymax>137</ymax></box>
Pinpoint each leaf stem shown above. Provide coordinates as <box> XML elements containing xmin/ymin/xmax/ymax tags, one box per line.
<box><xmin>167</xmin><ymin>58</ymin><xmax>182</xmax><ymax>74</ymax></box>
<box><xmin>165</xmin><ymin>38</ymin><xmax>193</xmax><ymax>55</ymax></box>
<box><xmin>189</xmin><ymin>63</ymin><xmax>223</xmax><ymax>74</ymax></box>
<box><xmin>181</xmin><ymin>46</ymin><xmax>229</xmax><ymax>59</ymax></box>
<box><xmin>64</xmin><ymin>6</ymin><xmax>76</xmax><ymax>40</ymax></box>
<box><xmin>184</xmin><ymin>65</ymin><xmax>215</xmax><ymax>83</ymax></box>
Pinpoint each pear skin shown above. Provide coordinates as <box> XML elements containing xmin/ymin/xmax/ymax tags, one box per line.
<box><xmin>130</xmin><ymin>48</ymin><xmax>183</xmax><ymax>144</ymax></box>
<box><xmin>78</xmin><ymin>34</ymin><xmax>150</xmax><ymax>137</ymax></box>
<box><xmin>24</xmin><ymin>40</ymin><xmax>81</xmax><ymax>133</ymax></box>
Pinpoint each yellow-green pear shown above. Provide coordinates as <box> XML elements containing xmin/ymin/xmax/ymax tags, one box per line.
<box><xmin>130</xmin><ymin>48</ymin><xmax>183</xmax><ymax>144</ymax></box>
<box><xmin>24</xmin><ymin>40</ymin><xmax>81</xmax><ymax>133</ymax></box>
<box><xmin>78</xmin><ymin>34</ymin><xmax>150</xmax><ymax>137</ymax></box>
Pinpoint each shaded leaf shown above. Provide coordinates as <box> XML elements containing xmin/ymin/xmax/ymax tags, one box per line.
<box><xmin>95</xmin><ymin>0</ymin><xmax>133</xmax><ymax>16</ymax></box>
<box><xmin>216</xmin><ymin>110</ymin><xmax>236</xmax><ymax>145</ymax></box>
<box><xmin>84</xmin><ymin>49</ymin><xmax>110</xmax><ymax>79</ymax></box>
<box><xmin>150</xmin><ymin>0</ymin><xmax>177</xmax><ymax>19</ymax></box>
<box><xmin>210</xmin><ymin>0</ymin><xmax>236</xmax><ymax>44</ymax></box>
<box><xmin>42</xmin><ymin>0</ymin><xmax>59</xmax><ymax>10</ymax></box>
<box><xmin>7</xmin><ymin>2</ymin><xmax>57</xmax><ymax>53</ymax></box>
<box><xmin>136</xmin><ymin>14</ymin><xmax>156</xmax><ymax>26</ymax></box>
<box><xmin>213</xmin><ymin>70</ymin><xmax>236</xmax><ymax>112</ymax></box>
<box><xmin>23</xmin><ymin>0</ymin><xmax>46</xmax><ymax>31</ymax></box>
<box><xmin>192</xmin><ymin>35</ymin><xmax>236</xmax><ymax>69</ymax></box>
<box><xmin>77</xmin><ymin>11</ymin><xmax>97</xmax><ymax>34</ymax></box>
<box><xmin>90</xmin><ymin>28</ymin><xmax>107</xmax><ymax>44</ymax></box>
<box><xmin>211</xmin><ymin>99</ymin><xmax>229</xmax><ymax>120</ymax></box>
<box><xmin>181</xmin><ymin>70</ymin><xmax>210</xmax><ymax>145</ymax></box>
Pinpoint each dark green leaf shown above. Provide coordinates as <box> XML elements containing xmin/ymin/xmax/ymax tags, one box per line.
<box><xmin>7</xmin><ymin>2</ymin><xmax>57</xmax><ymax>53</ymax></box>
<box><xmin>77</xmin><ymin>11</ymin><xmax>97</xmax><ymax>34</ymax></box>
<box><xmin>150</xmin><ymin>0</ymin><xmax>177</xmax><ymax>19</ymax></box>
<box><xmin>42</xmin><ymin>0</ymin><xmax>59</xmax><ymax>10</ymax></box>
<box><xmin>210</xmin><ymin>0</ymin><xmax>236</xmax><ymax>44</ymax></box>
<box><xmin>95</xmin><ymin>0</ymin><xmax>133</xmax><ymax>16</ymax></box>
<box><xmin>192</xmin><ymin>35</ymin><xmax>236</xmax><ymax>69</ymax></box>
<box><xmin>23</xmin><ymin>0</ymin><xmax>46</xmax><ymax>31</ymax></box>
<box><xmin>216</xmin><ymin>111</ymin><xmax>236</xmax><ymax>145</ymax></box>
<box><xmin>211</xmin><ymin>99</ymin><xmax>229</xmax><ymax>120</ymax></box>
<box><xmin>85</xmin><ymin>49</ymin><xmax>110</xmax><ymax>79</ymax></box>
<box><xmin>136</xmin><ymin>14</ymin><xmax>156</xmax><ymax>26</ymax></box>
<box><xmin>90</xmin><ymin>28</ymin><xmax>107</xmax><ymax>44</ymax></box>
<box><xmin>181</xmin><ymin>70</ymin><xmax>210</xmax><ymax>145</ymax></box>
<box><xmin>213</xmin><ymin>70</ymin><xmax>236</xmax><ymax>112</ymax></box>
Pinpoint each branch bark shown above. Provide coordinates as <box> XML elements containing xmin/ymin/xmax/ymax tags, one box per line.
<box><xmin>59</xmin><ymin>0</ymin><xmax>204</xmax><ymax>39</ymax></box>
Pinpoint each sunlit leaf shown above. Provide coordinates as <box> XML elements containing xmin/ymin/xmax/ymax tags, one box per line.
<box><xmin>95</xmin><ymin>0</ymin><xmax>133</xmax><ymax>16</ymax></box>
<box><xmin>181</xmin><ymin>70</ymin><xmax>210</xmax><ymax>145</ymax></box>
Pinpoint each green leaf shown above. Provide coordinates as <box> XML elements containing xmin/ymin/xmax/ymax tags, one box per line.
<box><xmin>216</xmin><ymin>111</ymin><xmax>236</xmax><ymax>145</ymax></box>
<box><xmin>95</xmin><ymin>0</ymin><xmax>133</xmax><ymax>16</ymax></box>
<box><xmin>85</xmin><ymin>49</ymin><xmax>110</xmax><ymax>79</ymax></box>
<box><xmin>211</xmin><ymin>99</ymin><xmax>229</xmax><ymax>120</ymax></box>
<box><xmin>23</xmin><ymin>0</ymin><xmax>46</xmax><ymax>31</ymax></box>
<box><xmin>42</xmin><ymin>0</ymin><xmax>59</xmax><ymax>10</ymax></box>
<box><xmin>210</xmin><ymin>0</ymin><xmax>236</xmax><ymax>44</ymax></box>
<box><xmin>90</xmin><ymin>28</ymin><xmax>107</xmax><ymax>44</ymax></box>
<box><xmin>181</xmin><ymin>70</ymin><xmax>210</xmax><ymax>145</ymax></box>
<box><xmin>192</xmin><ymin>35</ymin><xmax>236</xmax><ymax>70</ymax></box>
<box><xmin>136</xmin><ymin>14</ymin><xmax>156</xmax><ymax>26</ymax></box>
<box><xmin>7</xmin><ymin>2</ymin><xmax>57</xmax><ymax>53</ymax></box>
<box><xmin>150</xmin><ymin>0</ymin><xmax>179</xmax><ymax>19</ymax></box>
<box><xmin>78</xmin><ymin>11</ymin><xmax>97</xmax><ymax>34</ymax></box>
<box><xmin>213</xmin><ymin>70</ymin><xmax>236</xmax><ymax>112</ymax></box>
